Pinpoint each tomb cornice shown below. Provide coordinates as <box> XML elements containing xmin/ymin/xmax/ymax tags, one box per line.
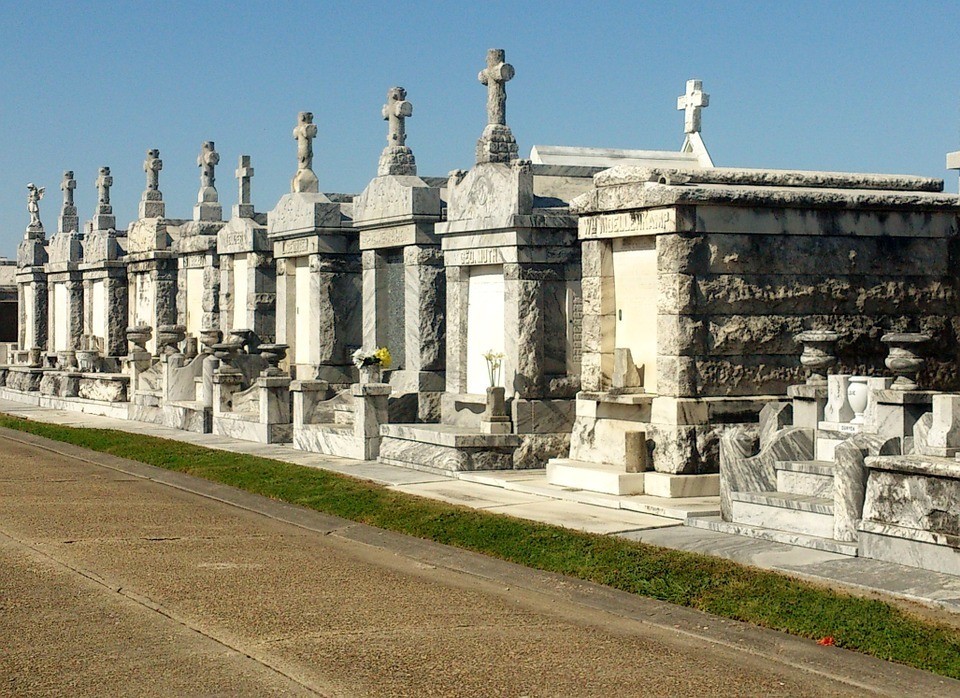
<box><xmin>435</xmin><ymin>214</ymin><xmax>577</xmax><ymax>237</ymax></box>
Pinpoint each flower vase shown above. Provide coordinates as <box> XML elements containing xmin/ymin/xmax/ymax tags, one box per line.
<box><xmin>360</xmin><ymin>364</ymin><xmax>382</xmax><ymax>384</ymax></box>
<box><xmin>847</xmin><ymin>377</ymin><xmax>869</xmax><ymax>424</ymax></box>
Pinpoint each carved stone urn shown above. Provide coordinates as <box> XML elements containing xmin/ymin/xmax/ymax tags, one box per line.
<box><xmin>258</xmin><ymin>343</ymin><xmax>288</xmax><ymax>376</ymax></box>
<box><xmin>157</xmin><ymin>324</ymin><xmax>186</xmax><ymax>356</ymax></box>
<box><xmin>126</xmin><ymin>325</ymin><xmax>152</xmax><ymax>354</ymax></box>
<box><xmin>211</xmin><ymin>341</ymin><xmax>242</xmax><ymax>373</ymax></box>
<box><xmin>230</xmin><ymin>328</ymin><xmax>260</xmax><ymax>354</ymax></box>
<box><xmin>795</xmin><ymin>330</ymin><xmax>840</xmax><ymax>385</ymax></box>
<box><xmin>199</xmin><ymin>328</ymin><xmax>223</xmax><ymax>354</ymax></box>
<box><xmin>881</xmin><ymin>332</ymin><xmax>930</xmax><ymax>391</ymax></box>
<box><xmin>76</xmin><ymin>349</ymin><xmax>100</xmax><ymax>373</ymax></box>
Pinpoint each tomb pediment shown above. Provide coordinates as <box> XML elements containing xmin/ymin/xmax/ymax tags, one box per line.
<box><xmin>16</xmin><ymin>238</ymin><xmax>47</xmax><ymax>268</ymax></box>
<box><xmin>46</xmin><ymin>233</ymin><xmax>82</xmax><ymax>265</ymax></box>
<box><xmin>126</xmin><ymin>218</ymin><xmax>173</xmax><ymax>253</ymax></box>
<box><xmin>352</xmin><ymin>175</ymin><xmax>442</xmax><ymax>227</ymax></box>
<box><xmin>82</xmin><ymin>229</ymin><xmax>122</xmax><ymax>264</ymax></box>
<box><xmin>447</xmin><ymin>162</ymin><xmax>533</xmax><ymax>222</ymax></box>
<box><xmin>267</xmin><ymin>192</ymin><xmax>345</xmax><ymax>238</ymax></box>
<box><xmin>218</xmin><ymin>216</ymin><xmax>269</xmax><ymax>254</ymax></box>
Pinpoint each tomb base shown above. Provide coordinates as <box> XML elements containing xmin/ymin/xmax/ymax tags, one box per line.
<box><xmin>212</xmin><ymin>412</ymin><xmax>292</xmax><ymax>444</ymax></box>
<box><xmin>546</xmin><ymin>459</ymin><xmax>645</xmax><ymax>495</ymax></box>
<box><xmin>130</xmin><ymin>396</ymin><xmax>211</xmax><ymax>433</ymax></box>
<box><xmin>378</xmin><ymin>424</ymin><xmax>519</xmax><ymax>473</ymax></box>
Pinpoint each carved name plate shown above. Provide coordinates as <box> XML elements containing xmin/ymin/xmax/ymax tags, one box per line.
<box><xmin>359</xmin><ymin>223</ymin><xmax>417</xmax><ymax>250</ymax></box>
<box><xmin>580</xmin><ymin>208</ymin><xmax>680</xmax><ymax>239</ymax></box>
<box><xmin>444</xmin><ymin>247</ymin><xmax>506</xmax><ymax>266</ymax></box>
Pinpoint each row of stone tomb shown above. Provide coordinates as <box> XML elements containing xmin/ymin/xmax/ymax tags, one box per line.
<box><xmin>6</xmin><ymin>47</ymin><xmax>960</xmax><ymax>578</ymax></box>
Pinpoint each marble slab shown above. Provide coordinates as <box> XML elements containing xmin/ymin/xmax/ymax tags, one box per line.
<box><xmin>484</xmin><ymin>499</ymin><xmax>679</xmax><ymax>534</ymax></box>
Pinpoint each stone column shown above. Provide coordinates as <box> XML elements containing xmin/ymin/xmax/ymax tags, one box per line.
<box><xmin>105</xmin><ymin>271</ymin><xmax>128</xmax><ymax>357</ymax></box>
<box><xmin>68</xmin><ymin>278</ymin><xmax>84</xmax><ymax>350</ymax></box>
<box><xmin>361</xmin><ymin>249</ymin><xmax>382</xmax><ymax>350</ymax></box>
<box><xmin>219</xmin><ymin>255</ymin><xmax>234</xmax><ymax>336</ymax></box>
<box><xmin>202</xmin><ymin>251</ymin><xmax>220</xmax><ymax>331</ymax></box>
<box><xmin>251</xmin><ymin>253</ymin><xmax>276</xmax><ymax>343</ymax></box>
<box><xmin>404</xmin><ymin>245</ymin><xmax>444</xmax><ymax>373</ymax></box>
<box><xmin>445</xmin><ymin>265</ymin><xmax>469</xmax><ymax>394</ymax></box>
<box><xmin>350</xmin><ymin>382</ymin><xmax>390</xmax><ymax>459</ymax></box>
<box><xmin>275</xmin><ymin>259</ymin><xmax>293</xmax><ymax>370</ymax></box>
<box><xmin>579</xmin><ymin>239</ymin><xmax>614</xmax><ymax>392</ymax></box>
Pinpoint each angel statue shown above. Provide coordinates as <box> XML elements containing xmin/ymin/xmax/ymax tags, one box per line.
<box><xmin>27</xmin><ymin>182</ymin><xmax>45</xmax><ymax>228</ymax></box>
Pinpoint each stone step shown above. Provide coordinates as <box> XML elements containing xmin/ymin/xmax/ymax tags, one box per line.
<box><xmin>774</xmin><ymin>460</ymin><xmax>835</xmax><ymax>497</ymax></box>
<box><xmin>545</xmin><ymin>459</ymin><xmax>645</xmax><ymax>496</ymax></box>
<box><xmin>729</xmin><ymin>491</ymin><xmax>835</xmax><ymax>539</ymax></box>
<box><xmin>685</xmin><ymin>515</ymin><xmax>858</xmax><ymax>556</ymax></box>
<box><xmin>378</xmin><ymin>424</ymin><xmax>520</xmax><ymax>473</ymax></box>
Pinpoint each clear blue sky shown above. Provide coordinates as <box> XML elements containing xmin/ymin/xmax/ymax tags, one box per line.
<box><xmin>1</xmin><ymin>1</ymin><xmax>958</xmax><ymax>257</ymax></box>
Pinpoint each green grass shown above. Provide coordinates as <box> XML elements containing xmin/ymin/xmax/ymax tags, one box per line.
<box><xmin>3</xmin><ymin>413</ymin><xmax>959</xmax><ymax>678</ymax></box>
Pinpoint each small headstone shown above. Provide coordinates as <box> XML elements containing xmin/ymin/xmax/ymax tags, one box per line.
<box><xmin>921</xmin><ymin>394</ymin><xmax>960</xmax><ymax>457</ymax></box>
<box><xmin>611</xmin><ymin>347</ymin><xmax>644</xmax><ymax>394</ymax></box>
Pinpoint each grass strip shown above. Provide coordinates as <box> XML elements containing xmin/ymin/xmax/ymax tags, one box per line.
<box><xmin>3</xmin><ymin>413</ymin><xmax>959</xmax><ymax>679</ymax></box>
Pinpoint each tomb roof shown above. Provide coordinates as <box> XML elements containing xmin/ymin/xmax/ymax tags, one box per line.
<box><xmin>573</xmin><ymin>166</ymin><xmax>960</xmax><ymax>214</ymax></box>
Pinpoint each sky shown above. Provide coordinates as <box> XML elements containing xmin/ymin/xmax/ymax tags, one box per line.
<box><xmin>0</xmin><ymin>1</ymin><xmax>958</xmax><ymax>257</ymax></box>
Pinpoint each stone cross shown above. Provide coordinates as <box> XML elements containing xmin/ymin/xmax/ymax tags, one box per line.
<box><xmin>60</xmin><ymin>171</ymin><xmax>76</xmax><ymax>208</ymax></box>
<box><xmin>144</xmin><ymin>149</ymin><xmax>163</xmax><ymax>192</ymax></box>
<box><xmin>198</xmin><ymin>141</ymin><xmax>219</xmax><ymax>190</ymax></box>
<box><xmin>291</xmin><ymin>111</ymin><xmax>319</xmax><ymax>193</ymax></box>
<box><xmin>27</xmin><ymin>182</ymin><xmax>44</xmax><ymax>229</ymax></box>
<box><xmin>95</xmin><ymin>167</ymin><xmax>113</xmax><ymax>211</ymax></box>
<box><xmin>677</xmin><ymin>79</ymin><xmax>710</xmax><ymax>135</ymax></box>
<box><xmin>236</xmin><ymin>155</ymin><xmax>254</xmax><ymax>205</ymax></box>
<box><xmin>382</xmin><ymin>87</ymin><xmax>413</xmax><ymax>147</ymax></box>
<box><xmin>478</xmin><ymin>48</ymin><xmax>514</xmax><ymax>126</ymax></box>
<box><xmin>234</xmin><ymin>155</ymin><xmax>255</xmax><ymax>218</ymax></box>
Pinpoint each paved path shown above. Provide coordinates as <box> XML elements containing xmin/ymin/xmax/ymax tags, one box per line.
<box><xmin>3</xmin><ymin>397</ymin><xmax>960</xmax><ymax>619</ymax></box>
<box><xmin>2</xmin><ymin>430</ymin><xmax>956</xmax><ymax>697</ymax></box>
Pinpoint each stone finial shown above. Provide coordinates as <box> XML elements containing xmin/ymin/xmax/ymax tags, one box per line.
<box><xmin>95</xmin><ymin>167</ymin><xmax>113</xmax><ymax>213</ymax></box>
<box><xmin>234</xmin><ymin>155</ymin><xmax>255</xmax><ymax>219</ymax></box>
<box><xmin>92</xmin><ymin>166</ymin><xmax>116</xmax><ymax>231</ymax></box>
<box><xmin>677</xmin><ymin>79</ymin><xmax>710</xmax><ymax>135</ymax></box>
<box><xmin>475</xmin><ymin>49</ymin><xmax>518</xmax><ymax>164</ymax></box>
<box><xmin>140</xmin><ymin>149</ymin><xmax>165</xmax><ymax>218</ymax></box>
<box><xmin>194</xmin><ymin>141</ymin><xmax>223</xmax><ymax>222</ymax></box>
<box><xmin>197</xmin><ymin>141</ymin><xmax>220</xmax><ymax>200</ymax></box>
<box><xmin>61</xmin><ymin>170</ymin><xmax>77</xmax><ymax>209</ymax></box>
<box><xmin>58</xmin><ymin>171</ymin><xmax>78</xmax><ymax>234</ymax></box>
<box><xmin>26</xmin><ymin>182</ymin><xmax>45</xmax><ymax>232</ymax></box>
<box><xmin>378</xmin><ymin>86</ymin><xmax>417</xmax><ymax>176</ymax></box>
<box><xmin>291</xmin><ymin>111</ymin><xmax>319</xmax><ymax>194</ymax></box>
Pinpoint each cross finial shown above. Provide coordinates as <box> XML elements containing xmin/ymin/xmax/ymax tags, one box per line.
<box><xmin>291</xmin><ymin>111</ymin><xmax>319</xmax><ymax>193</ymax></box>
<box><xmin>382</xmin><ymin>86</ymin><xmax>412</xmax><ymax>147</ymax></box>
<box><xmin>234</xmin><ymin>155</ymin><xmax>255</xmax><ymax>218</ymax></box>
<box><xmin>478</xmin><ymin>48</ymin><xmax>514</xmax><ymax>127</ymax></box>
<box><xmin>144</xmin><ymin>149</ymin><xmax>163</xmax><ymax>193</ymax></box>
<box><xmin>95</xmin><ymin>167</ymin><xmax>113</xmax><ymax>214</ymax></box>
<box><xmin>61</xmin><ymin>171</ymin><xmax>76</xmax><ymax>208</ymax></box>
<box><xmin>677</xmin><ymin>79</ymin><xmax>709</xmax><ymax>135</ymax></box>
<box><xmin>197</xmin><ymin>141</ymin><xmax>220</xmax><ymax>199</ymax></box>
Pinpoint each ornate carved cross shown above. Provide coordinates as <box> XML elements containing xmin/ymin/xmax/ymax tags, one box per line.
<box><xmin>478</xmin><ymin>48</ymin><xmax>514</xmax><ymax>126</ymax></box>
<box><xmin>60</xmin><ymin>171</ymin><xmax>76</xmax><ymax>208</ymax></box>
<box><xmin>144</xmin><ymin>149</ymin><xmax>163</xmax><ymax>191</ymax></box>
<box><xmin>198</xmin><ymin>141</ymin><xmax>220</xmax><ymax>188</ymax></box>
<box><xmin>382</xmin><ymin>87</ymin><xmax>413</xmax><ymax>147</ymax></box>
<box><xmin>677</xmin><ymin>79</ymin><xmax>709</xmax><ymax>135</ymax></box>
<box><xmin>95</xmin><ymin>167</ymin><xmax>112</xmax><ymax>208</ymax></box>
<box><xmin>293</xmin><ymin>112</ymin><xmax>318</xmax><ymax>172</ymax></box>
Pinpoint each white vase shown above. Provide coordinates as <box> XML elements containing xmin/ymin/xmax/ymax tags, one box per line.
<box><xmin>360</xmin><ymin>364</ymin><xmax>382</xmax><ymax>384</ymax></box>
<box><xmin>847</xmin><ymin>377</ymin><xmax>869</xmax><ymax>424</ymax></box>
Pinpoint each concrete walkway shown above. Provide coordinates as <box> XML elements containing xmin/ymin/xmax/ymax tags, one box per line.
<box><xmin>2</xmin><ymin>429</ymin><xmax>956</xmax><ymax>697</ymax></box>
<box><xmin>3</xmin><ymin>397</ymin><xmax>960</xmax><ymax>619</ymax></box>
